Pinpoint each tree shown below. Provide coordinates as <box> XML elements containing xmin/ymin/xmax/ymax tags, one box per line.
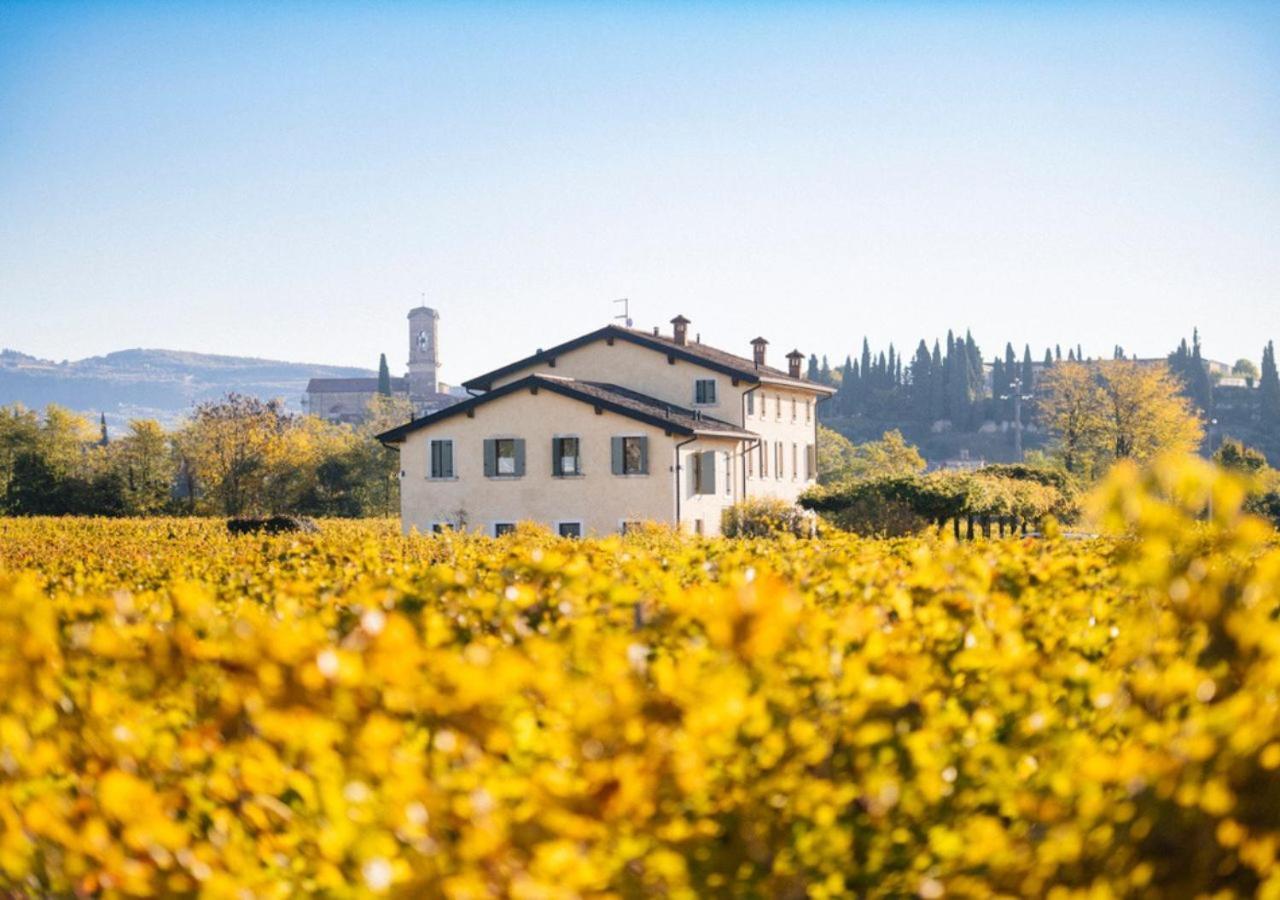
<box><xmin>1214</xmin><ymin>438</ymin><xmax>1268</xmax><ymax>474</ymax></box>
<box><xmin>377</xmin><ymin>353</ymin><xmax>392</xmax><ymax>396</ymax></box>
<box><xmin>1040</xmin><ymin>361</ymin><xmax>1203</xmax><ymax>479</ymax></box>
<box><xmin>112</xmin><ymin>419</ymin><xmax>175</xmax><ymax>514</ymax></box>
<box><xmin>1232</xmin><ymin>358</ymin><xmax>1259</xmax><ymax>385</ymax></box>
<box><xmin>174</xmin><ymin>394</ymin><xmax>293</xmax><ymax>515</ymax></box>
<box><xmin>816</xmin><ymin>425</ymin><xmax>858</xmax><ymax>485</ymax></box>
<box><xmin>1260</xmin><ymin>341</ymin><xmax>1280</xmax><ymax>429</ymax></box>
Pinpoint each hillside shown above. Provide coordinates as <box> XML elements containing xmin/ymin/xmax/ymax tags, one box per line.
<box><xmin>0</xmin><ymin>347</ymin><xmax>374</xmax><ymax>430</ymax></box>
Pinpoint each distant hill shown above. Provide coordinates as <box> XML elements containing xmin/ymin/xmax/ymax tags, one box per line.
<box><xmin>0</xmin><ymin>347</ymin><xmax>375</xmax><ymax>431</ymax></box>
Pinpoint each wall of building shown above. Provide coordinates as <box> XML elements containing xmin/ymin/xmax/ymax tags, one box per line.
<box><xmin>741</xmin><ymin>384</ymin><xmax>821</xmax><ymax>504</ymax></box>
<box><xmin>489</xmin><ymin>339</ymin><xmax>748</xmax><ymax>421</ymax></box>
<box><xmin>397</xmin><ymin>388</ymin><xmax>685</xmax><ymax>536</ymax></box>
<box><xmin>487</xmin><ymin>339</ymin><xmax>825</xmax><ymax>504</ymax></box>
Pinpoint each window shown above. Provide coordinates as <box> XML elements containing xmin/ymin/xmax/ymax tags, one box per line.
<box><xmin>484</xmin><ymin>438</ymin><xmax>525</xmax><ymax>478</ymax></box>
<box><xmin>805</xmin><ymin>400</ymin><xmax>812</xmax><ymax>423</ymax></box>
<box><xmin>805</xmin><ymin>443</ymin><xmax>816</xmax><ymax>480</ymax></box>
<box><xmin>775</xmin><ymin>442</ymin><xmax>784</xmax><ymax>479</ymax></box>
<box><xmin>692</xmin><ymin>450</ymin><xmax>716</xmax><ymax>496</ymax></box>
<box><xmin>694</xmin><ymin>519</ymin><xmax>704</xmax><ymax>535</ymax></box>
<box><xmin>792</xmin><ymin>443</ymin><xmax>799</xmax><ymax>480</ymax></box>
<box><xmin>760</xmin><ymin>440</ymin><xmax>768</xmax><ymax>477</ymax></box>
<box><xmin>612</xmin><ymin>436</ymin><xmax>648</xmax><ymax>476</ymax></box>
<box><xmin>745</xmin><ymin>392</ymin><xmax>754</xmax><ymax>415</ymax></box>
<box><xmin>493</xmin><ymin>522</ymin><xmax>516</xmax><ymax>537</ymax></box>
<box><xmin>791</xmin><ymin>397</ymin><xmax>797</xmax><ymax>421</ymax></box>
<box><xmin>775</xmin><ymin>396</ymin><xmax>782</xmax><ymax>420</ymax></box>
<box><xmin>694</xmin><ymin>379</ymin><xmax>717</xmax><ymax>405</ymax></box>
<box><xmin>431</xmin><ymin>522</ymin><xmax>450</xmax><ymax>534</ymax></box>
<box><xmin>620</xmin><ymin>520</ymin><xmax>643</xmax><ymax>534</ymax></box>
<box><xmin>552</xmin><ymin>436</ymin><xmax>581</xmax><ymax>476</ymax></box>
<box><xmin>725</xmin><ymin>452</ymin><xmax>732</xmax><ymax>494</ymax></box>
<box><xmin>747</xmin><ymin>443</ymin><xmax>754</xmax><ymax>478</ymax></box>
<box><xmin>557</xmin><ymin>521</ymin><xmax>582</xmax><ymax>538</ymax></box>
<box><xmin>429</xmin><ymin>439</ymin><xmax>454</xmax><ymax>479</ymax></box>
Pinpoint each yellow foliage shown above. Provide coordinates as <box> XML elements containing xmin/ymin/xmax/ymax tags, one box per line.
<box><xmin>1</xmin><ymin>456</ymin><xmax>1279</xmax><ymax>896</ymax></box>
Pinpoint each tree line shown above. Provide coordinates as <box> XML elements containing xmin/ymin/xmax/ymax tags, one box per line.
<box><xmin>807</xmin><ymin>330</ymin><xmax>1280</xmax><ymax>441</ymax></box>
<box><xmin>0</xmin><ymin>394</ymin><xmax>411</xmax><ymax>518</ymax></box>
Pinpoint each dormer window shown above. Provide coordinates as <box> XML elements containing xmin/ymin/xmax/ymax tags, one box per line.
<box><xmin>694</xmin><ymin>379</ymin><xmax>717</xmax><ymax>405</ymax></box>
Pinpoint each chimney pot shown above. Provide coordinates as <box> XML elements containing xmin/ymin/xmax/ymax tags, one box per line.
<box><xmin>786</xmin><ymin>349</ymin><xmax>805</xmax><ymax>379</ymax></box>
<box><xmin>750</xmin><ymin>336</ymin><xmax>769</xmax><ymax>368</ymax></box>
<box><xmin>670</xmin><ymin>315</ymin><xmax>690</xmax><ymax>346</ymax></box>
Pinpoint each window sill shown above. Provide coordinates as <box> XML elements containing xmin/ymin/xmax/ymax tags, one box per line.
<box><xmin>427</xmin><ymin>476</ymin><xmax>459</xmax><ymax>482</ymax></box>
<box><xmin>615</xmin><ymin>472</ymin><xmax>649</xmax><ymax>478</ymax></box>
<box><xmin>486</xmin><ymin>475</ymin><xmax>523</xmax><ymax>480</ymax></box>
<box><xmin>553</xmin><ymin>473</ymin><xmax>586</xmax><ymax>479</ymax></box>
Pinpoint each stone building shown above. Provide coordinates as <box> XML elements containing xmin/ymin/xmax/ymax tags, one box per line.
<box><xmin>304</xmin><ymin>305</ymin><xmax>460</xmax><ymax>424</ymax></box>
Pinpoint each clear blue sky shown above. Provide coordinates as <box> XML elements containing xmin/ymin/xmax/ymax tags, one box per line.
<box><xmin>2</xmin><ymin>2</ymin><xmax>1277</xmax><ymax>385</ymax></box>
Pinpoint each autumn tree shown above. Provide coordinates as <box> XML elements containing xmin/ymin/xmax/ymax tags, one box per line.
<box><xmin>1041</xmin><ymin>361</ymin><xmax>1203</xmax><ymax>479</ymax></box>
<box><xmin>174</xmin><ymin>394</ymin><xmax>293</xmax><ymax>515</ymax></box>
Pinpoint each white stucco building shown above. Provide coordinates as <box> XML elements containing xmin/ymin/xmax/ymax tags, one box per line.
<box><xmin>377</xmin><ymin>315</ymin><xmax>834</xmax><ymax>536</ymax></box>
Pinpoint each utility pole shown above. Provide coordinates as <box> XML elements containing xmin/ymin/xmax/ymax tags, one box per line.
<box><xmin>1001</xmin><ymin>377</ymin><xmax>1033</xmax><ymax>462</ymax></box>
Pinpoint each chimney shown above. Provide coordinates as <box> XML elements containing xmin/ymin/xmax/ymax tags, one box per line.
<box><xmin>786</xmin><ymin>349</ymin><xmax>805</xmax><ymax>379</ymax></box>
<box><xmin>750</xmin><ymin>336</ymin><xmax>769</xmax><ymax>368</ymax></box>
<box><xmin>671</xmin><ymin>315</ymin><xmax>690</xmax><ymax>346</ymax></box>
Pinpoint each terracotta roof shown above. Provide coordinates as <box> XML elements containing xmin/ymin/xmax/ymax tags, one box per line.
<box><xmin>376</xmin><ymin>374</ymin><xmax>753</xmax><ymax>444</ymax></box>
<box><xmin>460</xmin><ymin>324</ymin><xmax>833</xmax><ymax>394</ymax></box>
<box><xmin>306</xmin><ymin>377</ymin><xmax>408</xmax><ymax>394</ymax></box>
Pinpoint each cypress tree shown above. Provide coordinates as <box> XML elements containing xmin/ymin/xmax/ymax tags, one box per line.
<box><xmin>1260</xmin><ymin>341</ymin><xmax>1280</xmax><ymax>429</ymax></box>
<box><xmin>1043</xmin><ymin>348</ymin><xmax>1053</xmax><ymax>369</ymax></box>
<box><xmin>930</xmin><ymin>340</ymin><xmax>946</xmax><ymax>422</ymax></box>
<box><xmin>807</xmin><ymin>354</ymin><xmax>820</xmax><ymax>382</ymax></box>
<box><xmin>1022</xmin><ymin>345</ymin><xmax>1035</xmax><ymax>394</ymax></box>
<box><xmin>377</xmin><ymin>353</ymin><xmax>392</xmax><ymax>396</ymax></box>
<box><xmin>820</xmin><ymin>355</ymin><xmax>832</xmax><ymax>385</ymax></box>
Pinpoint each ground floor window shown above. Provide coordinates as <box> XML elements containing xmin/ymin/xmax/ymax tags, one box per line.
<box><xmin>620</xmin><ymin>520</ymin><xmax>643</xmax><ymax>534</ymax></box>
<box><xmin>493</xmin><ymin>522</ymin><xmax>516</xmax><ymax>537</ymax></box>
<box><xmin>557</xmin><ymin>521</ymin><xmax>582</xmax><ymax>538</ymax></box>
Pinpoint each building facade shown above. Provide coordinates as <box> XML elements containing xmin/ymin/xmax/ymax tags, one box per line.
<box><xmin>377</xmin><ymin>315</ymin><xmax>835</xmax><ymax>536</ymax></box>
<box><xmin>304</xmin><ymin>305</ymin><xmax>460</xmax><ymax>424</ymax></box>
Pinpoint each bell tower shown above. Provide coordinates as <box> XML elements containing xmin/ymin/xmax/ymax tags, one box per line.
<box><xmin>407</xmin><ymin>305</ymin><xmax>440</xmax><ymax>407</ymax></box>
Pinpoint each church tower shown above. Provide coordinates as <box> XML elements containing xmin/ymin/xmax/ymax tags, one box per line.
<box><xmin>407</xmin><ymin>305</ymin><xmax>440</xmax><ymax>408</ymax></box>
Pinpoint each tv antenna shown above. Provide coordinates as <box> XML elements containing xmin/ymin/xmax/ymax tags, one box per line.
<box><xmin>612</xmin><ymin>298</ymin><xmax>633</xmax><ymax>327</ymax></box>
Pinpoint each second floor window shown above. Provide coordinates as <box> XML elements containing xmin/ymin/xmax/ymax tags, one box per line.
<box><xmin>429</xmin><ymin>439</ymin><xmax>454</xmax><ymax>479</ymax></box>
<box><xmin>760</xmin><ymin>440</ymin><xmax>768</xmax><ymax>477</ymax></box>
<box><xmin>792</xmin><ymin>443</ymin><xmax>798</xmax><ymax>480</ymax></box>
<box><xmin>484</xmin><ymin>438</ymin><xmax>525</xmax><ymax>477</ymax></box>
<box><xmin>775</xmin><ymin>442</ymin><xmax>784</xmax><ymax>479</ymax></box>
<box><xmin>552</xmin><ymin>436</ymin><xmax>581</xmax><ymax>476</ymax></box>
<box><xmin>791</xmin><ymin>397</ymin><xmax>797</xmax><ymax>421</ymax></box>
<box><xmin>612</xmin><ymin>436</ymin><xmax>649</xmax><ymax>475</ymax></box>
<box><xmin>695</xmin><ymin>379</ymin><xmax>717</xmax><ymax>405</ymax></box>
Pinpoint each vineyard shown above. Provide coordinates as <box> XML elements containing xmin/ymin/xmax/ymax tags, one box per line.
<box><xmin>2</xmin><ymin>457</ymin><xmax>1280</xmax><ymax>897</ymax></box>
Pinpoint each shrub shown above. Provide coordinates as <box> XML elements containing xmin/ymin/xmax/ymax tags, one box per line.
<box><xmin>721</xmin><ymin>496</ymin><xmax>813</xmax><ymax>537</ymax></box>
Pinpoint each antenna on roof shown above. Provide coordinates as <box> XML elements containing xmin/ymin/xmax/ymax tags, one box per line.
<box><xmin>612</xmin><ymin>298</ymin><xmax>633</xmax><ymax>328</ymax></box>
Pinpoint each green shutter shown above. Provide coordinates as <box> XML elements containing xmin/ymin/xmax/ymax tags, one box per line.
<box><xmin>443</xmin><ymin>440</ymin><xmax>453</xmax><ymax>478</ymax></box>
<box><xmin>638</xmin><ymin>437</ymin><xmax>649</xmax><ymax>474</ymax></box>
<box><xmin>611</xmin><ymin>437</ymin><xmax>623</xmax><ymax>475</ymax></box>
<box><xmin>514</xmin><ymin>439</ymin><xmax>526</xmax><ymax>476</ymax></box>
<box><xmin>551</xmin><ymin>438</ymin><xmax>562</xmax><ymax>476</ymax></box>
<box><xmin>430</xmin><ymin>441</ymin><xmax>439</xmax><ymax>478</ymax></box>
<box><xmin>483</xmin><ymin>439</ymin><xmax>496</xmax><ymax>477</ymax></box>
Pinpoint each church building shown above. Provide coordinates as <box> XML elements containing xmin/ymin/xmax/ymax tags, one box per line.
<box><xmin>304</xmin><ymin>305</ymin><xmax>461</xmax><ymax>424</ymax></box>
<box><xmin>377</xmin><ymin>314</ymin><xmax>835</xmax><ymax>537</ymax></box>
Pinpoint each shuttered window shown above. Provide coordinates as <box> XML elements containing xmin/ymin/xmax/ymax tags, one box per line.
<box><xmin>775</xmin><ymin>442</ymin><xmax>784</xmax><ymax>479</ymax></box>
<box><xmin>692</xmin><ymin>450</ymin><xmax>716</xmax><ymax>495</ymax></box>
<box><xmin>552</xmin><ymin>436</ymin><xmax>581</xmax><ymax>476</ymax></box>
<box><xmin>760</xmin><ymin>440</ymin><xmax>768</xmax><ymax>477</ymax></box>
<box><xmin>611</xmin><ymin>436</ymin><xmax>648</xmax><ymax>475</ymax></box>
<box><xmin>694</xmin><ymin>379</ymin><xmax>717</xmax><ymax>405</ymax></box>
<box><xmin>805</xmin><ymin>443</ymin><xmax>816</xmax><ymax>480</ymax></box>
<box><xmin>792</xmin><ymin>443</ymin><xmax>799</xmax><ymax>480</ymax></box>
<box><xmin>745</xmin><ymin>392</ymin><xmax>754</xmax><ymax>415</ymax></box>
<box><xmin>483</xmin><ymin>438</ymin><xmax>525</xmax><ymax>478</ymax></box>
<box><xmin>429</xmin><ymin>439</ymin><xmax>454</xmax><ymax>479</ymax></box>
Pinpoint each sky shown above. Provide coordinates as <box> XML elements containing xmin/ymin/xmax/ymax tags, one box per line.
<box><xmin>1</xmin><ymin>2</ymin><xmax>1278</xmax><ymax>386</ymax></box>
